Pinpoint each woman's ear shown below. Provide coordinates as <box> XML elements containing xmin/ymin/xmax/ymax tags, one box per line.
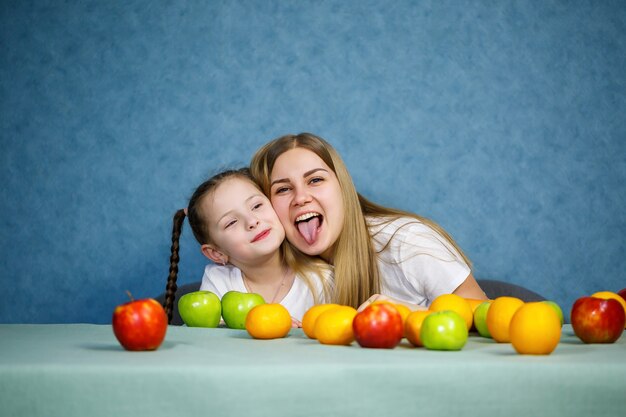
<box><xmin>201</xmin><ymin>244</ymin><xmax>229</xmax><ymax>265</ymax></box>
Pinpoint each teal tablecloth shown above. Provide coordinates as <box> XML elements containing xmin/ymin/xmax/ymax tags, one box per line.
<box><xmin>0</xmin><ymin>324</ymin><xmax>624</xmax><ymax>417</ymax></box>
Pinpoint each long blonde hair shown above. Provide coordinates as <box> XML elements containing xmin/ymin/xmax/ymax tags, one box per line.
<box><xmin>250</xmin><ymin>133</ymin><xmax>471</xmax><ymax>308</ymax></box>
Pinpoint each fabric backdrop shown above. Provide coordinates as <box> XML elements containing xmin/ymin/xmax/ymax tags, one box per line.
<box><xmin>1</xmin><ymin>0</ymin><xmax>625</xmax><ymax>323</ymax></box>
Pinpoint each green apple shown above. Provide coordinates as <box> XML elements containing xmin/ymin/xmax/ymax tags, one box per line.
<box><xmin>420</xmin><ymin>310</ymin><xmax>468</xmax><ymax>351</ymax></box>
<box><xmin>221</xmin><ymin>291</ymin><xmax>265</xmax><ymax>329</ymax></box>
<box><xmin>473</xmin><ymin>301</ymin><xmax>492</xmax><ymax>338</ymax></box>
<box><xmin>543</xmin><ymin>300</ymin><xmax>564</xmax><ymax>326</ymax></box>
<box><xmin>178</xmin><ymin>291</ymin><xmax>222</xmax><ymax>327</ymax></box>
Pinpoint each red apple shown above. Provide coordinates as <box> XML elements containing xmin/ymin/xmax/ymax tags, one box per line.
<box><xmin>112</xmin><ymin>293</ymin><xmax>168</xmax><ymax>351</ymax></box>
<box><xmin>618</xmin><ymin>288</ymin><xmax>626</xmax><ymax>303</ymax></box>
<box><xmin>570</xmin><ymin>297</ymin><xmax>625</xmax><ymax>344</ymax></box>
<box><xmin>353</xmin><ymin>303</ymin><xmax>403</xmax><ymax>349</ymax></box>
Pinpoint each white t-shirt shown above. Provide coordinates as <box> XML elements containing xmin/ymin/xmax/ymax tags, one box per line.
<box><xmin>369</xmin><ymin>216</ymin><xmax>471</xmax><ymax>307</ymax></box>
<box><xmin>200</xmin><ymin>264</ymin><xmax>327</xmax><ymax>321</ymax></box>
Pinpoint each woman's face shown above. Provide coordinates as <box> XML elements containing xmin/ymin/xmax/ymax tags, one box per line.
<box><xmin>269</xmin><ymin>147</ymin><xmax>344</xmax><ymax>261</ymax></box>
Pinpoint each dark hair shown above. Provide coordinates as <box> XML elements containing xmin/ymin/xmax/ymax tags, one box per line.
<box><xmin>163</xmin><ymin>168</ymin><xmax>255</xmax><ymax>323</ymax></box>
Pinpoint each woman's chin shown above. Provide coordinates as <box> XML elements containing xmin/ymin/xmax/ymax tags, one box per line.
<box><xmin>300</xmin><ymin>245</ymin><xmax>323</xmax><ymax>257</ymax></box>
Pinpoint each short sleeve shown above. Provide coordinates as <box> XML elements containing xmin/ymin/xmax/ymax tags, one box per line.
<box><xmin>371</xmin><ymin>217</ymin><xmax>470</xmax><ymax>306</ymax></box>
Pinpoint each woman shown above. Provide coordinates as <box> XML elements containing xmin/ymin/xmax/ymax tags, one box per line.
<box><xmin>250</xmin><ymin>133</ymin><xmax>486</xmax><ymax>311</ymax></box>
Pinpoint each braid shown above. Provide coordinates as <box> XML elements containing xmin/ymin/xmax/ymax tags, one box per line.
<box><xmin>163</xmin><ymin>167</ymin><xmax>253</xmax><ymax>323</ymax></box>
<box><xmin>164</xmin><ymin>209</ymin><xmax>186</xmax><ymax>324</ymax></box>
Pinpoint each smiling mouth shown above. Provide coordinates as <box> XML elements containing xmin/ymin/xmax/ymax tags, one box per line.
<box><xmin>295</xmin><ymin>212</ymin><xmax>323</xmax><ymax>245</ymax></box>
<box><xmin>251</xmin><ymin>229</ymin><xmax>270</xmax><ymax>243</ymax></box>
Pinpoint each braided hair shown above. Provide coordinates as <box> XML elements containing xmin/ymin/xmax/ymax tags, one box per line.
<box><xmin>163</xmin><ymin>168</ymin><xmax>253</xmax><ymax>323</ymax></box>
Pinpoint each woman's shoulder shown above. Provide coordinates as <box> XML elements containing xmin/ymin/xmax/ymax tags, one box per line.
<box><xmin>367</xmin><ymin>215</ymin><xmax>435</xmax><ymax>240</ymax></box>
<box><xmin>367</xmin><ymin>215</ymin><xmax>461</xmax><ymax>257</ymax></box>
<box><xmin>367</xmin><ymin>215</ymin><xmax>468</xmax><ymax>269</ymax></box>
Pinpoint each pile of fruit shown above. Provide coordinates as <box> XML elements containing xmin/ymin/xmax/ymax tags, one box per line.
<box><xmin>111</xmin><ymin>288</ymin><xmax>626</xmax><ymax>354</ymax></box>
<box><xmin>175</xmin><ymin>290</ymin><xmax>293</xmax><ymax>339</ymax></box>
<box><xmin>302</xmin><ymin>289</ymin><xmax>625</xmax><ymax>354</ymax></box>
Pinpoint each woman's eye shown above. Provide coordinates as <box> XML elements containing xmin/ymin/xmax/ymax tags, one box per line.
<box><xmin>309</xmin><ymin>177</ymin><xmax>323</xmax><ymax>185</ymax></box>
<box><xmin>274</xmin><ymin>186</ymin><xmax>289</xmax><ymax>195</ymax></box>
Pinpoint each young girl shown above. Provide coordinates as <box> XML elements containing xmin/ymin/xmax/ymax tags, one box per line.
<box><xmin>163</xmin><ymin>168</ymin><xmax>331</xmax><ymax>325</ymax></box>
<box><xmin>250</xmin><ymin>133</ymin><xmax>487</xmax><ymax>311</ymax></box>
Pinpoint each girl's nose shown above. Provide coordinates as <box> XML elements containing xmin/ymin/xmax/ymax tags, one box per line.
<box><xmin>246</xmin><ymin>217</ymin><xmax>259</xmax><ymax>230</ymax></box>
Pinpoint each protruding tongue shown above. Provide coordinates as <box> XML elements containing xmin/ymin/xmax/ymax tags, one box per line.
<box><xmin>297</xmin><ymin>216</ymin><xmax>320</xmax><ymax>245</ymax></box>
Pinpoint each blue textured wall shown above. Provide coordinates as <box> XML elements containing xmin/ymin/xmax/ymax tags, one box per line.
<box><xmin>1</xmin><ymin>0</ymin><xmax>625</xmax><ymax>324</ymax></box>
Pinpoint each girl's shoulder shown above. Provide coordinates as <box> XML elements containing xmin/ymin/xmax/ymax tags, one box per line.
<box><xmin>203</xmin><ymin>263</ymin><xmax>243</xmax><ymax>283</ymax></box>
<box><xmin>200</xmin><ymin>264</ymin><xmax>245</xmax><ymax>296</ymax></box>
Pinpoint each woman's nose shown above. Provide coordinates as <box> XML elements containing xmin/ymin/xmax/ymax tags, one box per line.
<box><xmin>292</xmin><ymin>185</ymin><xmax>312</xmax><ymax>206</ymax></box>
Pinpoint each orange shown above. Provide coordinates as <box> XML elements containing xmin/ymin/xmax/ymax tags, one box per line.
<box><xmin>245</xmin><ymin>304</ymin><xmax>292</xmax><ymax>340</ymax></box>
<box><xmin>510</xmin><ymin>302</ymin><xmax>561</xmax><ymax>354</ymax></box>
<box><xmin>430</xmin><ymin>294</ymin><xmax>473</xmax><ymax>330</ymax></box>
<box><xmin>466</xmin><ymin>298</ymin><xmax>488</xmax><ymax>313</ymax></box>
<box><xmin>394</xmin><ymin>304</ymin><xmax>412</xmax><ymax>337</ymax></box>
<box><xmin>302</xmin><ymin>304</ymin><xmax>339</xmax><ymax>339</ymax></box>
<box><xmin>405</xmin><ymin>310</ymin><xmax>433</xmax><ymax>347</ymax></box>
<box><xmin>392</xmin><ymin>303</ymin><xmax>411</xmax><ymax>322</ymax></box>
<box><xmin>591</xmin><ymin>291</ymin><xmax>626</xmax><ymax>328</ymax></box>
<box><xmin>486</xmin><ymin>296</ymin><xmax>525</xmax><ymax>343</ymax></box>
<box><xmin>314</xmin><ymin>305</ymin><xmax>358</xmax><ymax>345</ymax></box>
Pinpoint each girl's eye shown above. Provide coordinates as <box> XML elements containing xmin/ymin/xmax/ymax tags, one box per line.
<box><xmin>252</xmin><ymin>202</ymin><xmax>262</xmax><ymax>210</ymax></box>
<box><xmin>225</xmin><ymin>219</ymin><xmax>237</xmax><ymax>229</ymax></box>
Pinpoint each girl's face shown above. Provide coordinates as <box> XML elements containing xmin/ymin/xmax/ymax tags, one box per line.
<box><xmin>269</xmin><ymin>147</ymin><xmax>344</xmax><ymax>261</ymax></box>
<box><xmin>202</xmin><ymin>177</ymin><xmax>285</xmax><ymax>266</ymax></box>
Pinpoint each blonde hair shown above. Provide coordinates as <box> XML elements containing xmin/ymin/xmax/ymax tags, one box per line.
<box><xmin>250</xmin><ymin>133</ymin><xmax>471</xmax><ymax>308</ymax></box>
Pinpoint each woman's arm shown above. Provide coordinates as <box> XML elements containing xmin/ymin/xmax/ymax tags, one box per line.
<box><xmin>357</xmin><ymin>294</ymin><xmax>428</xmax><ymax>312</ymax></box>
<box><xmin>452</xmin><ymin>272</ymin><xmax>488</xmax><ymax>300</ymax></box>
<box><xmin>358</xmin><ymin>273</ymin><xmax>487</xmax><ymax>312</ymax></box>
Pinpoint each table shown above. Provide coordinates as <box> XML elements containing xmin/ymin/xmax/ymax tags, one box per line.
<box><xmin>0</xmin><ymin>324</ymin><xmax>624</xmax><ymax>417</ymax></box>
